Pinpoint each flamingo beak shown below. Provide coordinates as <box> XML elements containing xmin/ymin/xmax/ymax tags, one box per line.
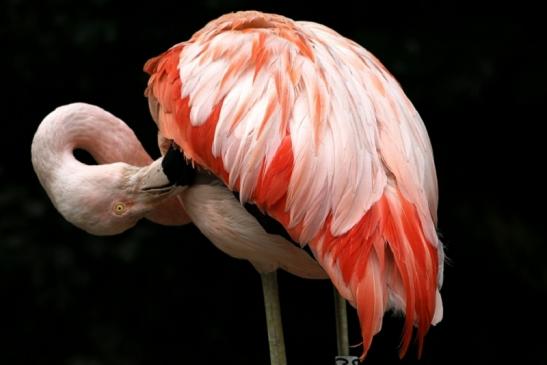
<box><xmin>136</xmin><ymin>143</ymin><xmax>195</xmax><ymax>194</ymax></box>
<box><xmin>137</xmin><ymin>159</ymin><xmax>175</xmax><ymax>193</ymax></box>
<box><xmin>139</xmin><ymin>144</ymin><xmax>195</xmax><ymax>226</ymax></box>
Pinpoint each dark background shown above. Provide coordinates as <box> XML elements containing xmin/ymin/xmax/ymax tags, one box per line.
<box><xmin>1</xmin><ymin>1</ymin><xmax>545</xmax><ymax>364</ymax></box>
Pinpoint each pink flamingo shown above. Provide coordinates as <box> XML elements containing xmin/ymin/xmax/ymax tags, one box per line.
<box><xmin>32</xmin><ymin>10</ymin><xmax>444</xmax><ymax>364</ymax></box>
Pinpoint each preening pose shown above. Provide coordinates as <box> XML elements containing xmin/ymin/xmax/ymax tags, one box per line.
<box><xmin>31</xmin><ymin>10</ymin><xmax>444</xmax><ymax>363</ymax></box>
<box><xmin>31</xmin><ymin>102</ymin><xmax>324</xmax><ymax>279</ymax></box>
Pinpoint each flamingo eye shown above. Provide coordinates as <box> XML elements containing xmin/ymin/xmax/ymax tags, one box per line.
<box><xmin>113</xmin><ymin>202</ymin><xmax>127</xmax><ymax>215</ymax></box>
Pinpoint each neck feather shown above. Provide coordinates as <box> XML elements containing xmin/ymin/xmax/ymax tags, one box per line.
<box><xmin>32</xmin><ymin>103</ymin><xmax>151</xmax><ymax>173</ymax></box>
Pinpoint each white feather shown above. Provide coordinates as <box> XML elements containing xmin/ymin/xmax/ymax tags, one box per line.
<box><xmin>175</xmin><ymin>17</ymin><xmax>437</xmax><ymax>246</ymax></box>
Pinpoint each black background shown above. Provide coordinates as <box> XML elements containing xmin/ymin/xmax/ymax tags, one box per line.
<box><xmin>1</xmin><ymin>1</ymin><xmax>546</xmax><ymax>364</ymax></box>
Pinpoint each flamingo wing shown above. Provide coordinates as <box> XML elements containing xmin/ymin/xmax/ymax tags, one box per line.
<box><xmin>145</xmin><ymin>11</ymin><xmax>443</xmax><ymax>359</ymax></box>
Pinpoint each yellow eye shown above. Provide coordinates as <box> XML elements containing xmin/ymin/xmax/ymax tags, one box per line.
<box><xmin>113</xmin><ymin>202</ymin><xmax>126</xmax><ymax>215</ymax></box>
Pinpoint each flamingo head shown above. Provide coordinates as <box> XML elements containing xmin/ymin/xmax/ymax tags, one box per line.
<box><xmin>54</xmin><ymin>159</ymin><xmax>186</xmax><ymax>235</ymax></box>
<box><xmin>31</xmin><ymin>103</ymin><xmax>192</xmax><ymax>236</ymax></box>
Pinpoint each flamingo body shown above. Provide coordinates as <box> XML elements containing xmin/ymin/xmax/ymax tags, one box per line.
<box><xmin>145</xmin><ymin>11</ymin><xmax>443</xmax><ymax>358</ymax></box>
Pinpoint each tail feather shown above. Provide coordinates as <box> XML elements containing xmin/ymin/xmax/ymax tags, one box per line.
<box><xmin>355</xmin><ymin>249</ymin><xmax>386</xmax><ymax>360</ymax></box>
<box><xmin>311</xmin><ymin>184</ymin><xmax>442</xmax><ymax>359</ymax></box>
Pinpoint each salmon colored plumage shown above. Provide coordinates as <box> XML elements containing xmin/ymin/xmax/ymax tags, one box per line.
<box><xmin>145</xmin><ymin>11</ymin><xmax>444</xmax><ymax>359</ymax></box>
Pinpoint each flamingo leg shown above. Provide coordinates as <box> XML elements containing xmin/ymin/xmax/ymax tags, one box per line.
<box><xmin>260</xmin><ymin>271</ymin><xmax>287</xmax><ymax>365</ymax></box>
<box><xmin>334</xmin><ymin>288</ymin><xmax>360</xmax><ymax>364</ymax></box>
<box><xmin>333</xmin><ymin>287</ymin><xmax>350</xmax><ymax>356</ymax></box>
<box><xmin>332</xmin><ymin>286</ymin><xmax>349</xmax><ymax>356</ymax></box>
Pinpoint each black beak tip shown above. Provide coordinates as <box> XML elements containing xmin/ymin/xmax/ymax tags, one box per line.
<box><xmin>161</xmin><ymin>143</ymin><xmax>196</xmax><ymax>186</ymax></box>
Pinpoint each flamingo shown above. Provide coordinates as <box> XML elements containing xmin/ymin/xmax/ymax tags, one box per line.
<box><xmin>31</xmin><ymin>9</ymin><xmax>444</xmax><ymax>363</ymax></box>
<box><xmin>144</xmin><ymin>10</ymin><xmax>444</xmax><ymax>361</ymax></box>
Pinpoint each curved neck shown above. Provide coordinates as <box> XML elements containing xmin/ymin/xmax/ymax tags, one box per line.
<box><xmin>31</xmin><ymin>102</ymin><xmax>190</xmax><ymax>227</ymax></box>
<box><xmin>32</xmin><ymin>103</ymin><xmax>151</xmax><ymax>173</ymax></box>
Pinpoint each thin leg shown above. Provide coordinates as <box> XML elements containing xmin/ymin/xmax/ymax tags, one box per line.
<box><xmin>333</xmin><ymin>286</ymin><xmax>349</xmax><ymax>356</ymax></box>
<box><xmin>260</xmin><ymin>271</ymin><xmax>287</xmax><ymax>365</ymax></box>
